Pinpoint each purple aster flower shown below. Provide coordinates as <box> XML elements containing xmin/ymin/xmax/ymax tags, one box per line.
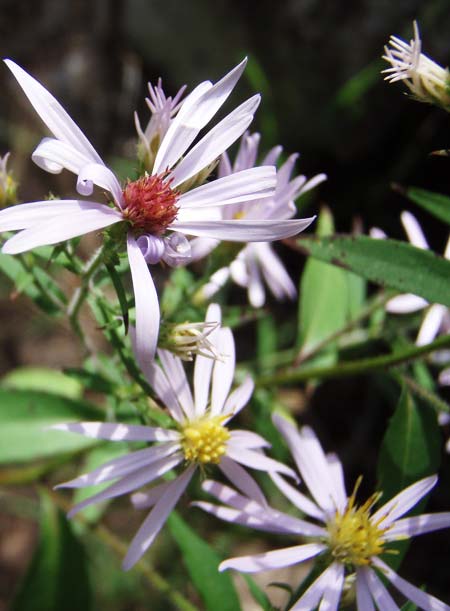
<box><xmin>0</xmin><ymin>60</ymin><xmax>315</xmax><ymax>363</ymax></box>
<box><xmin>192</xmin><ymin>131</ymin><xmax>326</xmax><ymax>307</ymax></box>
<box><xmin>196</xmin><ymin>414</ymin><xmax>450</xmax><ymax>610</ymax></box>
<box><xmin>50</xmin><ymin>304</ymin><xmax>295</xmax><ymax>570</ymax></box>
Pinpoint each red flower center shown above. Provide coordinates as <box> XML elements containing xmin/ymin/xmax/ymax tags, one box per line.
<box><xmin>122</xmin><ymin>172</ymin><xmax>180</xmax><ymax>235</ymax></box>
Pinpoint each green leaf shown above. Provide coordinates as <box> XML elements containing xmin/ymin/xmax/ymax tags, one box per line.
<box><xmin>105</xmin><ymin>262</ymin><xmax>129</xmax><ymax>331</ymax></box>
<box><xmin>295</xmin><ymin>234</ymin><xmax>450</xmax><ymax>306</ymax></box>
<box><xmin>168</xmin><ymin>512</ymin><xmax>241</xmax><ymax>611</ymax></box>
<box><xmin>12</xmin><ymin>490</ymin><xmax>92</xmax><ymax>611</ymax></box>
<box><xmin>0</xmin><ymin>389</ymin><xmax>102</xmax><ymax>464</ymax></box>
<box><xmin>242</xmin><ymin>576</ymin><xmax>274</xmax><ymax>611</ymax></box>
<box><xmin>2</xmin><ymin>367</ymin><xmax>83</xmax><ymax>399</ymax></box>
<box><xmin>403</xmin><ymin>186</ymin><xmax>450</xmax><ymax>227</ymax></box>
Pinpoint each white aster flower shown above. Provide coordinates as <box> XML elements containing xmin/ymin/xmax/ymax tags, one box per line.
<box><xmin>0</xmin><ymin>60</ymin><xmax>315</xmax><ymax>363</ymax></box>
<box><xmin>196</xmin><ymin>414</ymin><xmax>450</xmax><ymax>610</ymax></box>
<box><xmin>192</xmin><ymin>132</ymin><xmax>326</xmax><ymax>307</ymax></box>
<box><xmin>51</xmin><ymin>304</ymin><xmax>295</xmax><ymax>570</ymax></box>
<box><xmin>383</xmin><ymin>21</ymin><xmax>450</xmax><ymax>109</ymax></box>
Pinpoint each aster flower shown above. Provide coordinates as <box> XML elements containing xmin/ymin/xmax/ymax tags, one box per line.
<box><xmin>51</xmin><ymin>304</ymin><xmax>295</xmax><ymax>570</ymax></box>
<box><xmin>0</xmin><ymin>60</ymin><xmax>315</xmax><ymax>363</ymax></box>
<box><xmin>196</xmin><ymin>414</ymin><xmax>450</xmax><ymax>610</ymax></box>
<box><xmin>383</xmin><ymin>21</ymin><xmax>450</xmax><ymax>110</ymax></box>
<box><xmin>193</xmin><ymin>132</ymin><xmax>325</xmax><ymax>307</ymax></box>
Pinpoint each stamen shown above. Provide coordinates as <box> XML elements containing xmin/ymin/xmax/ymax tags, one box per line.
<box><xmin>181</xmin><ymin>415</ymin><xmax>230</xmax><ymax>464</ymax></box>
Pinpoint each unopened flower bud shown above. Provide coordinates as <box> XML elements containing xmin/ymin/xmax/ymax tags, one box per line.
<box><xmin>158</xmin><ymin>320</ymin><xmax>219</xmax><ymax>361</ymax></box>
<box><xmin>0</xmin><ymin>153</ymin><xmax>18</xmax><ymax>208</ymax></box>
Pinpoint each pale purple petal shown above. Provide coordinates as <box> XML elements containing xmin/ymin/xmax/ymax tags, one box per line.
<box><xmin>326</xmin><ymin>453</ymin><xmax>348</xmax><ymax>514</ymax></box>
<box><xmin>372</xmin><ymin>475</ymin><xmax>437</xmax><ymax>528</ymax></box>
<box><xmin>270</xmin><ymin>472</ymin><xmax>325</xmax><ymax>521</ymax></box>
<box><xmin>219</xmin><ymin>456</ymin><xmax>268</xmax><ymax>507</ymax></box>
<box><xmin>177</xmin><ymin>166</ymin><xmax>276</xmax><ymax>210</ymax></box>
<box><xmin>201</xmin><ymin>478</ymin><xmax>268</xmax><ymax>513</ymax></box>
<box><xmin>229</xmin><ymin>430</ymin><xmax>270</xmax><ymax>449</ymax></box>
<box><xmin>77</xmin><ymin>162</ymin><xmax>124</xmax><ymax>208</ymax></box>
<box><xmin>198</xmin><ymin>267</ymin><xmax>230</xmax><ymax>300</ymax></box>
<box><xmin>170</xmin><ymin>217</ymin><xmax>316</xmax><ymax>241</ymax></box>
<box><xmin>194</xmin><ymin>501</ymin><xmax>287</xmax><ymax>533</ymax></box>
<box><xmin>2</xmin><ymin>207</ymin><xmax>122</xmax><ymax>254</ymax></box>
<box><xmin>262</xmin><ymin>144</ymin><xmax>283</xmax><ymax>166</ymax></box>
<box><xmin>386</xmin><ymin>293</ymin><xmax>429</xmax><ymax>313</ymax></box>
<box><xmin>66</xmin><ymin>452</ymin><xmax>184</xmax><ymax>517</ymax></box>
<box><xmin>292</xmin><ymin>563</ymin><xmax>341</xmax><ymax>611</ymax></box>
<box><xmin>401</xmin><ymin>210</ymin><xmax>429</xmax><ymax>249</ymax></box>
<box><xmin>32</xmin><ymin>137</ymin><xmax>92</xmax><ymax>175</ymax></box>
<box><xmin>416</xmin><ymin>303</ymin><xmax>447</xmax><ymax>346</ymax></box>
<box><xmin>225</xmin><ymin>445</ymin><xmax>297</xmax><ymax>480</ymax></box>
<box><xmin>222</xmin><ymin>375</ymin><xmax>254</xmax><ymax>420</ymax></box>
<box><xmin>5</xmin><ymin>59</ymin><xmax>103</xmax><ymax>165</ymax></box>
<box><xmin>372</xmin><ymin>557</ymin><xmax>450</xmax><ymax>611</ymax></box>
<box><xmin>247</xmin><ymin>251</ymin><xmax>265</xmax><ymax>308</ymax></box>
<box><xmin>157</xmin><ymin>348</ymin><xmax>195</xmax><ymax>419</ymax></box>
<box><xmin>189</xmin><ymin>237</ymin><xmax>219</xmax><ymax>261</ymax></box>
<box><xmin>255</xmin><ymin>242</ymin><xmax>297</xmax><ymax>301</ymax></box>
<box><xmin>153</xmin><ymin>59</ymin><xmax>247</xmax><ymax>174</ymax></box>
<box><xmin>318</xmin><ymin>562</ymin><xmax>345</xmax><ymax>611</ymax></box>
<box><xmin>122</xmin><ymin>465</ymin><xmax>196</xmax><ymax>570</ymax></box>
<box><xmin>132</xmin><ymin>480</ymin><xmax>178</xmax><ymax>510</ymax></box>
<box><xmin>171</xmin><ymin>95</ymin><xmax>261</xmax><ymax>186</ymax></box>
<box><xmin>383</xmin><ymin>512</ymin><xmax>450</xmax><ymax>540</ymax></box>
<box><xmin>127</xmin><ymin>233</ymin><xmax>160</xmax><ymax>364</ymax></box>
<box><xmin>0</xmin><ymin>199</ymin><xmax>112</xmax><ymax>232</ymax></box>
<box><xmin>211</xmin><ymin>327</ymin><xmax>235</xmax><ymax>416</ymax></box>
<box><xmin>49</xmin><ymin>421</ymin><xmax>179</xmax><ymax>442</ymax></box>
<box><xmin>356</xmin><ymin>569</ymin><xmax>376</xmax><ymax>611</ymax></box>
<box><xmin>370</xmin><ymin>227</ymin><xmax>388</xmax><ymax>240</ymax></box>
<box><xmin>193</xmin><ymin>303</ymin><xmax>222</xmax><ymax>417</ymax></box>
<box><xmin>364</xmin><ymin>567</ymin><xmax>400</xmax><ymax>611</ymax></box>
<box><xmin>219</xmin><ymin>542</ymin><xmax>325</xmax><ymax>573</ymax></box>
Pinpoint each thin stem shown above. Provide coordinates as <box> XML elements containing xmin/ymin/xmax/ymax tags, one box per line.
<box><xmin>47</xmin><ymin>490</ymin><xmax>198</xmax><ymax>611</ymax></box>
<box><xmin>18</xmin><ymin>253</ymin><xmax>65</xmax><ymax>309</ymax></box>
<box><xmin>394</xmin><ymin>372</ymin><xmax>450</xmax><ymax>414</ymax></box>
<box><xmin>257</xmin><ymin>334</ymin><xmax>450</xmax><ymax>387</ymax></box>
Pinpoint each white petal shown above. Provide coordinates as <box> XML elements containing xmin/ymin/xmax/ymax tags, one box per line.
<box><xmin>356</xmin><ymin>569</ymin><xmax>376</xmax><ymax>611</ymax></box>
<box><xmin>255</xmin><ymin>243</ymin><xmax>297</xmax><ymax>301</ymax></box>
<box><xmin>318</xmin><ymin>562</ymin><xmax>345</xmax><ymax>611</ymax></box>
<box><xmin>50</xmin><ymin>421</ymin><xmax>179</xmax><ymax>442</ymax></box>
<box><xmin>127</xmin><ymin>234</ymin><xmax>160</xmax><ymax>364</ymax></box>
<box><xmin>222</xmin><ymin>375</ymin><xmax>254</xmax><ymax>420</ymax></box>
<box><xmin>76</xmin><ymin>163</ymin><xmax>124</xmax><ymax>208</ymax></box>
<box><xmin>177</xmin><ymin>166</ymin><xmax>276</xmax><ymax>210</ymax></box>
<box><xmin>229</xmin><ymin>430</ymin><xmax>270</xmax><ymax>449</ymax></box>
<box><xmin>194</xmin><ymin>501</ymin><xmax>287</xmax><ymax>533</ymax></box>
<box><xmin>416</xmin><ymin>304</ymin><xmax>447</xmax><ymax>346</ymax></box>
<box><xmin>32</xmin><ymin>137</ymin><xmax>92</xmax><ymax>174</ymax></box>
<box><xmin>189</xmin><ymin>237</ymin><xmax>219</xmax><ymax>261</ymax></box>
<box><xmin>2</xmin><ymin>207</ymin><xmax>122</xmax><ymax>254</ymax></box>
<box><xmin>122</xmin><ymin>465</ymin><xmax>195</xmax><ymax>569</ymax></box>
<box><xmin>270</xmin><ymin>472</ymin><xmax>325</xmax><ymax>521</ymax></box>
<box><xmin>225</xmin><ymin>445</ymin><xmax>297</xmax><ymax>480</ymax></box>
<box><xmin>247</xmin><ymin>252</ymin><xmax>265</xmax><ymax>307</ymax></box>
<box><xmin>383</xmin><ymin>512</ymin><xmax>450</xmax><ymax>540</ymax></box>
<box><xmin>198</xmin><ymin>266</ymin><xmax>230</xmax><ymax>300</ymax></box>
<box><xmin>372</xmin><ymin>475</ymin><xmax>438</xmax><ymax>528</ymax></box>
<box><xmin>170</xmin><ymin>217</ymin><xmax>316</xmax><ymax>242</ymax></box>
<box><xmin>326</xmin><ymin>453</ymin><xmax>348</xmax><ymax>513</ymax></box>
<box><xmin>172</xmin><ymin>95</ymin><xmax>260</xmax><ymax>186</ymax></box>
<box><xmin>0</xmin><ymin>199</ymin><xmax>112</xmax><ymax>231</ymax></box>
<box><xmin>372</xmin><ymin>558</ymin><xmax>450</xmax><ymax>611</ymax></box>
<box><xmin>202</xmin><ymin>477</ymin><xmax>267</xmax><ymax>512</ymax></box>
<box><xmin>193</xmin><ymin>303</ymin><xmax>222</xmax><ymax>417</ymax></box>
<box><xmin>211</xmin><ymin>327</ymin><xmax>235</xmax><ymax>416</ymax></box>
<box><xmin>292</xmin><ymin>563</ymin><xmax>342</xmax><ymax>611</ymax></box>
<box><xmin>386</xmin><ymin>293</ymin><xmax>428</xmax><ymax>313</ymax></box>
<box><xmin>157</xmin><ymin>348</ymin><xmax>194</xmax><ymax>419</ymax></box>
<box><xmin>219</xmin><ymin>542</ymin><xmax>325</xmax><ymax>573</ymax></box>
<box><xmin>401</xmin><ymin>211</ymin><xmax>429</xmax><ymax>249</ymax></box>
<box><xmin>153</xmin><ymin>59</ymin><xmax>247</xmax><ymax>174</ymax></box>
<box><xmin>5</xmin><ymin>59</ymin><xmax>103</xmax><ymax>165</ymax></box>
<box><xmin>364</xmin><ymin>568</ymin><xmax>400</xmax><ymax>611</ymax></box>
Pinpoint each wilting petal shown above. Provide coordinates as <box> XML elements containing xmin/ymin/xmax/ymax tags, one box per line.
<box><xmin>32</xmin><ymin>137</ymin><xmax>92</xmax><ymax>174</ymax></box>
<box><xmin>220</xmin><ymin>542</ymin><xmax>325</xmax><ymax>573</ymax></box>
<box><xmin>50</xmin><ymin>421</ymin><xmax>179</xmax><ymax>442</ymax></box>
<box><xmin>170</xmin><ymin>217</ymin><xmax>316</xmax><ymax>242</ymax></box>
<box><xmin>5</xmin><ymin>59</ymin><xmax>103</xmax><ymax>165</ymax></box>
<box><xmin>127</xmin><ymin>234</ymin><xmax>160</xmax><ymax>364</ymax></box>
<box><xmin>172</xmin><ymin>95</ymin><xmax>261</xmax><ymax>186</ymax></box>
<box><xmin>2</xmin><ymin>207</ymin><xmax>122</xmax><ymax>254</ymax></box>
<box><xmin>122</xmin><ymin>465</ymin><xmax>196</xmax><ymax>570</ymax></box>
<box><xmin>153</xmin><ymin>59</ymin><xmax>247</xmax><ymax>174</ymax></box>
<box><xmin>372</xmin><ymin>475</ymin><xmax>437</xmax><ymax>528</ymax></box>
<box><xmin>77</xmin><ymin>163</ymin><xmax>124</xmax><ymax>208</ymax></box>
<box><xmin>177</xmin><ymin>166</ymin><xmax>276</xmax><ymax>210</ymax></box>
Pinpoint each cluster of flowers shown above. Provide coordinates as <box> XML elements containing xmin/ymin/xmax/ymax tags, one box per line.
<box><xmin>1</xmin><ymin>27</ymin><xmax>450</xmax><ymax>608</ymax></box>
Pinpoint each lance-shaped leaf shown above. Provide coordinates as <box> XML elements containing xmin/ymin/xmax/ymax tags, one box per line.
<box><xmin>402</xmin><ymin>185</ymin><xmax>450</xmax><ymax>227</ymax></box>
<box><xmin>295</xmin><ymin>234</ymin><xmax>450</xmax><ymax>306</ymax></box>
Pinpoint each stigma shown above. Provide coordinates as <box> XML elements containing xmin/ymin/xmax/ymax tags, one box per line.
<box><xmin>181</xmin><ymin>416</ymin><xmax>230</xmax><ymax>464</ymax></box>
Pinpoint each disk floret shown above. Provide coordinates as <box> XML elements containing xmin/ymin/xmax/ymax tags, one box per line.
<box><xmin>181</xmin><ymin>416</ymin><xmax>230</xmax><ymax>464</ymax></box>
<box><xmin>327</xmin><ymin>479</ymin><xmax>386</xmax><ymax>566</ymax></box>
<box><xmin>122</xmin><ymin>172</ymin><xmax>179</xmax><ymax>235</ymax></box>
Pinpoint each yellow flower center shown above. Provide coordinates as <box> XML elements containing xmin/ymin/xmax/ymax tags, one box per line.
<box><xmin>181</xmin><ymin>416</ymin><xmax>230</xmax><ymax>464</ymax></box>
<box><xmin>327</xmin><ymin>478</ymin><xmax>386</xmax><ymax>566</ymax></box>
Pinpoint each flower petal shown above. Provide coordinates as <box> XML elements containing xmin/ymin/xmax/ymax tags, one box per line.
<box><xmin>416</xmin><ymin>303</ymin><xmax>447</xmax><ymax>346</ymax></box>
<box><xmin>211</xmin><ymin>327</ymin><xmax>235</xmax><ymax>416</ymax></box>
<box><xmin>355</xmin><ymin>568</ymin><xmax>376</xmax><ymax>611</ymax></box>
<box><xmin>363</xmin><ymin>567</ymin><xmax>400</xmax><ymax>611</ymax></box>
<box><xmin>193</xmin><ymin>303</ymin><xmax>222</xmax><ymax>417</ymax></box>
<box><xmin>172</xmin><ymin>95</ymin><xmax>261</xmax><ymax>187</ymax></box>
<box><xmin>386</xmin><ymin>293</ymin><xmax>428</xmax><ymax>314</ymax></box>
<box><xmin>127</xmin><ymin>234</ymin><xmax>160</xmax><ymax>364</ymax></box>
<box><xmin>225</xmin><ymin>445</ymin><xmax>297</xmax><ymax>480</ymax></box>
<box><xmin>255</xmin><ymin>242</ymin><xmax>297</xmax><ymax>301</ymax></box>
<box><xmin>229</xmin><ymin>430</ymin><xmax>270</xmax><ymax>449</ymax></box>
<box><xmin>292</xmin><ymin>563</ymin><xmax>342</xmax><ymax>611</ymax></box>
<box><xmin>49</xmin><ymin>421</ymin><xmax>179</xmax><ymax>442</ymax></box>
<box><xmin>76</xmin><ymin>162</ymin><xmax>124</xmax><ymax>208</ymax></box>
<box><xmin>170</xmin><ymin>217</ymin><xmax>316</xmax><ymax>242</ymax></box>
<box><xmin>372</xmin><ymin>475</ymin><xmax>438</xmax><ymax>528</ymax></box>
<box><xmin>32</xmin><ymin>137</ymin><xmax>92</xmax><ymax>174</ymax></box>
<box><xmin>318</xmin><ymin>562</ymin><xmax>345</xmax><ymax>611</ymax></box>
<box><xmin>153</xmin><ymin>59</ymin><xmax>247</xmax><ymax>174</ymax></box>
<box><xmin>2</xmin><ymin>207</ymin><xmax>122</xmax><ymax>254</ymax></box>
<box><xmin>219</xmin><ymin>456</ymin><xmax>268</xmax><ymax>507</ymax></box>
<box><xmin>222</xmin><ymin>375</ymin><xmax>254</xmax><ymax>421</ymax></box>
<box><xmin>401</xmin><ymin>210</ymin><xmax>429</xmax><ymax>249</ymax></box>
<box><xmin>157</xmin><ymin>348</ymin><xmax>195</xmax><ymax>420</ymax></box>
<box><xmin>131</xmin><ymin>481</ymin><xmax>174</xmax><ymax>510</ymax></box>
<box><xmin>383</xmin><ymin>512</ymin><xmax>450</xmax><ymax>540</ymax></box>
<box><xmin>122</xmin><ymin>465</ymin><xmax>195</xmax><ymax>570</ymax></box>
<box><xmin>5</xmin><ymin>59</ymin><xmax>103</xmax><ymax>165</ymax></box>
<box><xmin>220</xmin><ymin>542</ymin><xmax>325</xmax><ymax>573</ymax></box>
<box><xmin>270</xmin><ymin>472</ymin><xmax>325</xmax><ymax>521</ymax></box>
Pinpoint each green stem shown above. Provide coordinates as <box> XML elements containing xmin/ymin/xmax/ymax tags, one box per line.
<box><xmin>18</xmin><ymin>253</ymin><xmax>65</xmax><ymax>309</ymax></box>
<box><xmin>258</xmin><ymin>334</ymin><xmax>450</xmax><ymax>387</ymax></box>
<box><xmin>394</xmin><ymin>372</ymin><xmax>450</xmax><ymax>414</ymax></box>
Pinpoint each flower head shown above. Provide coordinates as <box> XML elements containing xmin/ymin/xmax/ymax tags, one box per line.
<box><xmin>51</xmin><ymin>304</ymin><xmax>295</xmax><ymax>570</ymax></box>
<box><xmin>383</xmin><ymin>21</ymin><xmax>450</xmax><ymax>110</ymax></box>
<box><xmin>196</xmin><ymin>414</ymin><xmax>450</xmax><ymax>610</ymax></box>
<box><xmin>193</xmin><ymin>132</ymin><xmax>326</xmax><ymax>307</ymax></box>
<box><xmin>0</xmin><ymin>60</ymin><xmax>316</xmax><ymax>362</ymax></box>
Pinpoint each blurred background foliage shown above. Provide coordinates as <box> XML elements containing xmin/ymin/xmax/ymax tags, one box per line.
<box><xmin>1</xmin><ymin>1</ymin><xmax>450</xmax><ymax>609</ymax></box>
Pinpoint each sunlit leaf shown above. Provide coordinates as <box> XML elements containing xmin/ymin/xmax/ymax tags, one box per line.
<box><xmin>2</xmin><ymin>367</ymin><xmax>83</xmax><ymax>399</ymax></box>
